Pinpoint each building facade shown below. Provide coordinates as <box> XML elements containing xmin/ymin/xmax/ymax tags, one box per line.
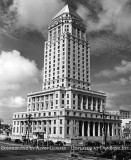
<box><xmin>121</xmin><ymin>119</ymin><xmax>131</xmax><ymax>138</ymax></box>
<box><xmin>12</xmin><ymin>5</ymin><xmax>121</xmax><ymax>142</ymax></box>
<box><xmin>119</xmin><ymin>110</ymin><xmax>130</xmax><ymax>119</ymax></box>
<box><xmin>108</xmin><ymin>110</ymin><xmax>131</xmax><ymax>119</ymax></box>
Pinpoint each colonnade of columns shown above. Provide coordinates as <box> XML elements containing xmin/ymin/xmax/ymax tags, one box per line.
<box><xmin>69</xmin><ymin>120</ymin><xmax>115</xmax><ymax>138</ymax></box>
<box><xmin>14</xmin><ymin>119</ymin><xmax>120</xmax><ymax>139</ymax></box>
<box><xmin>17</xmin><ymin>120</ymin><xmax>48</xmax><ymax>135</ymax></box>
<box><xmin>76</xmin><ymin>94</ymin><xmax>104</xmax><ymax>112</ymax></box>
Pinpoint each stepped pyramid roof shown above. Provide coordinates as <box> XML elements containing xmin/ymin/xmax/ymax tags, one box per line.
<box><xmin>52</xmin><ymin>4</ymin><xmax>82</xmax><ymax>20</ymax></box>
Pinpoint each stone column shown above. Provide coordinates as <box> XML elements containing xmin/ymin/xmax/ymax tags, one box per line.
<box><xmin>116</xmin><ymin>123</ymin><xmax>118</xmax><ymax>136</ymax></box>
<box><xmin>76</xmin><ymin>120</ymin><xmax>79</xmax><ymax>137</ymax></box>
<box><xmin>82</xmin><ymin>121</ymin><xmax>84</xmax><ymax>137</ymax></box>
<box><xmin>40</xmin><ymin>120</ymin><xmax>42</xmax><ymax>130</ymax></box>
<box><xmin>86</xmin><ymin>121</ymin><xmax>88</xmax><ymax>137</ymax></box>
<box><xmin>37</xmin><ymin>121</ymin><xmax>39</xmax><ymax>130</ymax></box>
<box><xmin>24</xmin><ymin>121</ymin><xmax>26</xmax><ymax>135</ymax></box>
<box><xmin>86</xmin><ymin>97</ymin><xmax>88</xmax><ymax>110</ymax></box>
<box><xmin>96</xmin><ymin>98</ymin><xmax>98</xmax><ymax>111</ymax></box>
<box><xmin>88</xmin><ymin>121</ymin><xmax>90</xmax><ymax>137</ymax></box>
<box><xmin>70</xmin><ymin>120</ymin><xmax>73</xmax><ymax>138</ymax></box>
<box><xmin>98</xmin><ymin>122</ymin><xmax>100</xmax><ymax>136</ymax></box>
<box><xmin>93</xmin><ymin>122</ymin><xmax>95</xmax><ymax>136</ymax></box>
<box><xmin>19</xmin><ymin>121</ymin><xmax>21</xmax><ymax>134</ymax></box>
<box><xmin>91</xmin><ymin>97</ymin><xmax>93</xmax><ymax>110</ymax></box>
<box><xmin>100</xmin><ymin>100</ymin><xmax>103</xmax><ymax>112</ymax></box>
<box><xmin>107</xmin><ymin>123</ymin><xmax>110</xmax><ymax>136</ymax></box>
<box><xmin>46</xmin><ymin>120</ymin><xmax>49</xmax><ymax>138</ymax></box>
<box><xmin>32</xmin><ymin>121</ymin><xmax>35</xmax><ymax>131</ymax></box>
<box><xmin>81</xmin><ymin>96</ymin><xmax>83</xmax><ymax>110</ymax></box>
<box><xmin>76</xmin><ymin>94</ymin><xmax>78</xmax><ymax>110</ymax></box>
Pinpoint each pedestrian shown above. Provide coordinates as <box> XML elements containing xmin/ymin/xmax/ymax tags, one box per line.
<box><xmin>113</xmin><ymin>154</ymin><xmax>117</xmax><ymax>160</ymax></box>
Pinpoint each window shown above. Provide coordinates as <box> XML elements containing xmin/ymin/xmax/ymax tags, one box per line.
<box><xmin>67</xmin><ymin>127</ymin><xmax>69</xmax><ymax>134</ymax></box>
<box><xmin>60</xmin><ymin>127</ymin><xmax>62</xmax><ymax>134</ymax></box>
<box><xmin>13</xmin><ymin>127</ymin><xmax>15</xmax><ymax>133</ymax></box>
<box><xmin>60</xmin><ymin>119</ymin><xmax>62</xmax><ymax>124</ymax></box>
<box><xmin>17</xmin><ymin>127</ymin><xmax>19</xmax><ymax>133</ymax></box>
<box><xmin>56</xmin><ymin>100</ymin><xmax>58</xmax><ymax>104</ymax></box>
<box><xmin>67</xmin><ymin>120</ymin><xmax>70</xmax><ymax>124</ymax></box>
<box><xmin>54</xmin><ymin>127</ymin><xmax>56</xmax><ymax>134</ymax></box>
<box><xmin>67</xmin><ymin>112</ymin><xmax>69</xmax><ymax>115</ymax></box>
<box><xmin>51</xmin><ymin>102</ymin><xmax>53</xmax><ymax>107</ymax></box>
<box><xmin>54</xmin><ymin>120</ymin><xmax>56</xmax><ymax>124</ymax></box>
<box><xmin>62</xmin><ymin>94</ymin><xmax>64</xmax><ymax>98</ymax></box>
<box><xmin>62</xmin><ymin>100</ymin><xmax>64</xmax><ymax>104</ymax></box>
<box><xmin>22</xmin><ymin>127</ymin><xmax>23</xmax><ymax>133</ymax></box>
<box><xmin>49</xmin><ymin>127</ymin><xmax>51</xmax><ymax>134</ymax></box>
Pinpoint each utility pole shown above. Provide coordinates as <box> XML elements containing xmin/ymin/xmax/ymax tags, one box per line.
<box><xmin>26</xmin><ymin>114</ymin><xmax>32</xmax><ymax>145</ymax></box>
<box><xmin>103</xmin><ymin>101</ymin><xmax>107</xmax><ymax>146</ymax></box>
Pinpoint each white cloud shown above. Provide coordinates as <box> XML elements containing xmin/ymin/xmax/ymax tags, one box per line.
<box><xmin>76</xmin><ymin>4</ymin><xmax>89</xmax><ymax>21</ymax></box>
<box><xmin>115</xmin><ymin>60</ymin><xmax>131</xmax><ymax>75</ymax></box>
<box><xmin>95</xmin><ymin>60</ymin><xmax>131</xmax><ymax>78</ymax></box>
<box><xmin>77</xmin><ymin>0</ymin><xmax>131</xmax><ymax>34</ymax></box>
<box><xmin>105</xmin><ymin>92</ymin><xmax>117</xmax><ymax>110</ymax></box>
<box><xmin>111</xmin><ymin>78</ymin><xmax>129</xmax><ymax>85</ymax></box>
<box><xmin>10</xmin><ymin>0</ymin><xmax>64</xmax><ymax>35</ymax></box>
<box><xmin>0</xmin><ymin>96</ymin><xmax>26</xmax><ymax>108</ymax></box>
<box><xmin>0</xmin><ymin>50</ymin><xmax>40</xmax><ymax>93</ymax></box>
<box><xmin>95</xmin><ymin>70</ymin><xmax>112</xmax><ymax>78</ymax></box>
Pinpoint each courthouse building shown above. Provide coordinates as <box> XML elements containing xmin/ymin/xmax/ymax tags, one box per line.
<box><xmin>12</xmin><ymin>5</ymin><xmax>121</xmax><ymax>142</ymax></box>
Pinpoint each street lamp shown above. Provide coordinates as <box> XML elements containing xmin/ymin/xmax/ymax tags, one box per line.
<box><xmin>26</xmin><ymin>114</ymin><xmax>32</xmax><ymax>145</ymax></box>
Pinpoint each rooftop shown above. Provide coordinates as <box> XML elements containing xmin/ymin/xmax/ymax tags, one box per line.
<box><xmin>52</xmin><ymin>4</ymin><xmax>82</xmax><ymax>20</ymax></box>
<box><xmin>28</xmin><ymin>86</ymin><xmax>106</xmax><ymax>97</ymax></box>
<box><xmin>119</xmin><ymin>109</ymin><xmax>130</xmax><ymax>112</ymax></box>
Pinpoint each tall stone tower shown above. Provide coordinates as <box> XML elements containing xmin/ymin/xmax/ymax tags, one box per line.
<box><xmin>42</xmin><ymin>5</ymin><xmax>91</xmax><ymax>90</ymax></box>
<box><xmin>12</xmin><ymin>5</ymin><xmax>121</xmax><ymax>142</ymax></box>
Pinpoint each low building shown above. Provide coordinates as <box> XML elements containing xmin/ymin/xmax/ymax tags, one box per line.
<box><xmin>121</xmin><ymin>119</ymin><xmax>131</xmax><ymax>138</ymax></box>
<box><xmin>0</xmin><ymin>123</ymin><xmax>12</xmax><ymax>137</ymax></box>
<box><xmin>107</xmin><ymin>110</ymin><xmax>131</xmax><ymax>119</ymax></box>
<box><xmin>119</xmin><ymin>110</ymin><xmax>130</xmax><ymax>119</ymax></box>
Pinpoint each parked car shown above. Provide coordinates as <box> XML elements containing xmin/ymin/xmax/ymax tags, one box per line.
<box><xmin>125</xmin><ymin>140</ymin><xmax>131</xmax><ymax>146</ymax></box>
<box><xmin>40</xmin><ymin>140</ymin><xmax>54</xmax><ymax>146</ymax></box>
<box><xmin>14</xmin><ymin>139</ymin><xmax>22</xmax><ymax>143</ymax></box>
<box><xmin>47</xmin><ymin>140</ymin><xmax>54</xmax><ymax>146</ymax></box>
<box><xmin>4</xmin><ymin>137</ymin><xmax>11</xmax><ymax>142</ymax></box>
<box><xmin>85</xmin><ymin>141</ymin><xmax>96</xmax><ymax>147</ymax></box>
<box><xmin>94</xmin><ymin>141</ymin><xmax>102</xmax><ymax>146</ymax></box>
<box><xmin>23</xmin><ymin>138</ymin><xmax>31</xmax><ymax>144</ymax></box>
<box><xmin>55</xmin><ymin>141</ymin><xmax>66</xmax><ymax>146</ymax></box>
<box><xmin>109</xmin><ymin>140</ymin><xmax>123</xmax><ymax>146</ymax></box>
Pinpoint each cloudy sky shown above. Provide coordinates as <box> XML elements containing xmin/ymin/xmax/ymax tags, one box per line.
<box><xmin>0</xmin><ymin>0</ymin><xmax>131</xmax><ymax>124</ymax></box>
